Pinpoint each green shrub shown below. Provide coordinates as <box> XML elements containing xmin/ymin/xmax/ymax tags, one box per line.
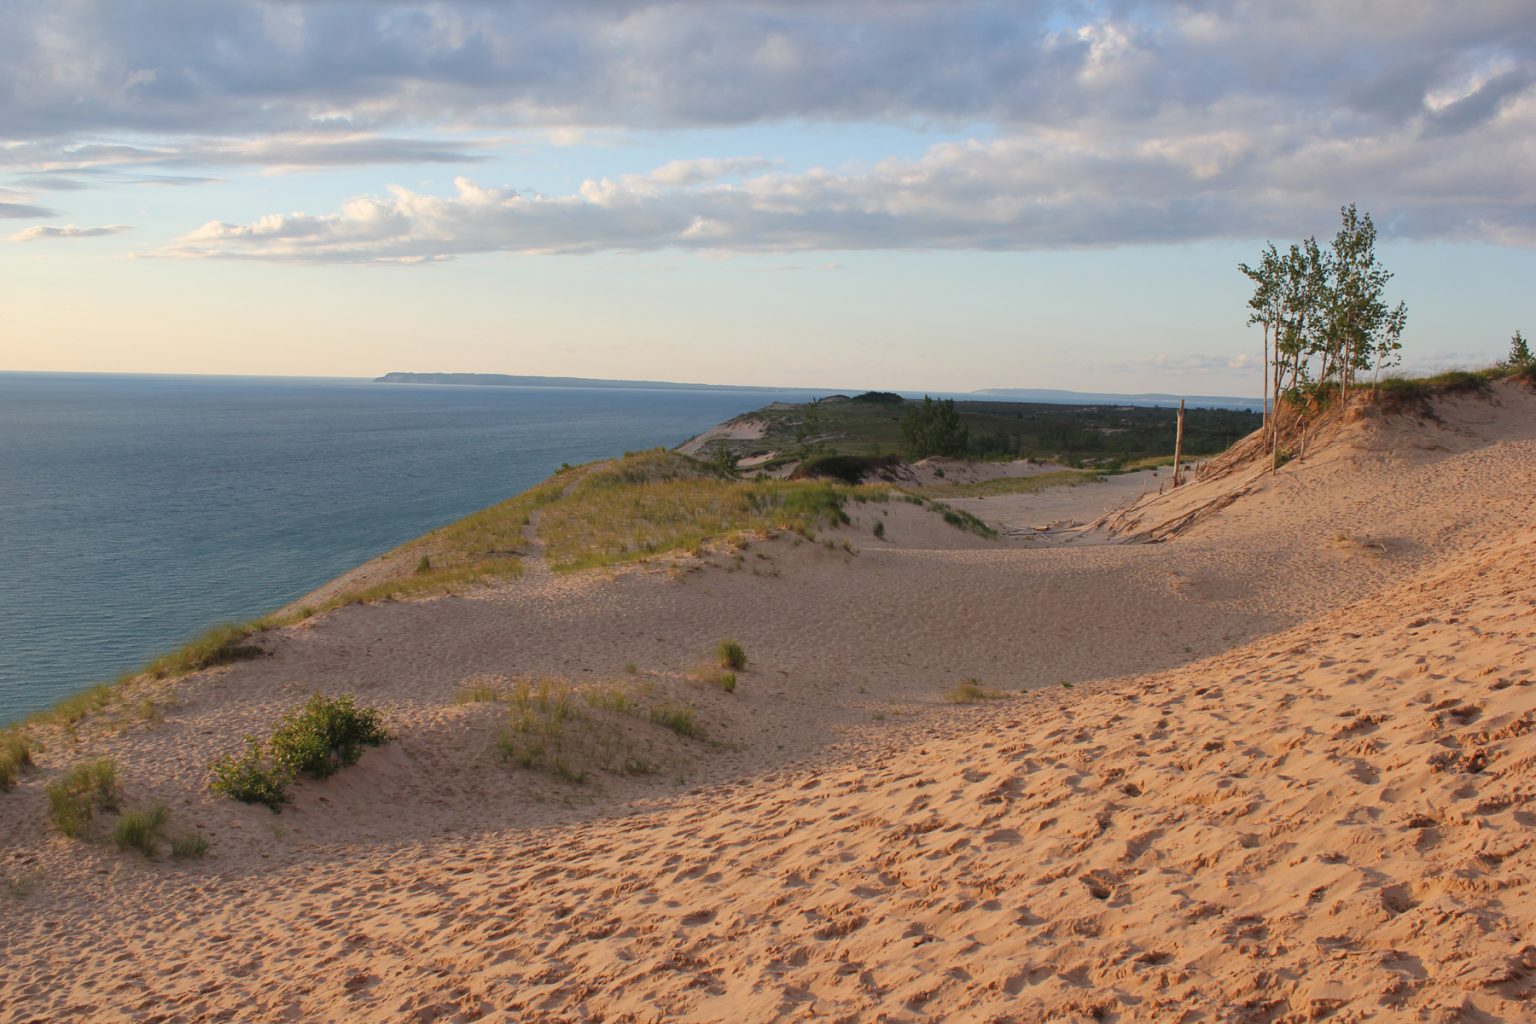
<box><xmin>113</xmin><ymin>804</ymin><xmax>169</xmax><ymax>856</ymax></box>
<box><xmin>46</xmin><ymin>760</ymin><xmax>118</xmax><ymax>837</ymax></box>
<box><xmin>0</xmin><ymin>732</ymin><xmax>33</xmax><ymax>791</ymax></box>
<box><xmin>713</xmin><ymin>671</ymin><xmax>737</xmax><ymax>693</ymax></box>
<box><xmin>209</xmin><ymin>737</ymin><xmax>291</xmax><ymax>811</ymax></box>
<box><xmin>172</xmin><ymin>832</ymin><xmax>210</xmax><ymax>859</ymax></box>
<box><xmin>715</xmin><ymin>638</ymin><xmax>747</xmax><ymax>671</ymax></box>
<box><xmin>269</xmin><ymin>694</ymin><xmax>389</xmax><ymax>780</ymax></box>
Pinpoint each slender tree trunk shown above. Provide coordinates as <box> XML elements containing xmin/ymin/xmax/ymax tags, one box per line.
<box><xmin>1262</xmin><ymin>322</ymin><xmax>1271</xmax><ymax>444</ymax></box>
<box><xmin>1172</xmin><ymin>399</ymin><xmax>1186</xmax><ymax>487</ymax></box>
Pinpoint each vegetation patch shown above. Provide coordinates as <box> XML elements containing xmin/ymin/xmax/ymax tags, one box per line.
<box><xmin>209</xmin><ymin>694</ymin><xmax>390</xmax><ymax>811</ymax></box>
<box><xmin>145</xmin><ymin>623</ymin><xmax>266</xmax><ymax>680</ymax></box>
<box><xmin>112</xmin><ymin>804</ymin><xmax>169</xmax><ymax>856</ymax></box>
<box><xmin>496</xmin><ymin>677</ymin><xmax>694</xmax><ymax>783</ymax></box>
<box><xmin>925</xmin><ymin>501</ymin><xmax>998</xmax><ymax>539</ymax></box>
<box><xmin>715</xmin><ymin>638</ymin><xmax>748</xmax><ymax>671</ymax></box>
<box><xmin>537</xmin><ymin>450</ymin><xmax>887</xmax><ymax>571</ymax></box>
<box><xmin>791</xmin><ymin>453</ymin><xmax>904</xmax><ymax>485</ymax></box>
<box><xmin>46</xmin><ymin>759</ymin><xmax>118</xmax><ymax>838</ymax></box>
<box><xmin>944</xmin><ymin>679</ymin><xmax>1009</xmax><ymax>704</ymax></box>
<box><xmin>269</xmin><ymin>694</ymin><xmax>391</xmax><ymax>780</ymax></box>
<box><xmin>649</xmin><ymin>702</ymin><xmax>704</xmax><ymax>739</ymax></box>
<box><xmin>209</xmin><ymin>738</ymin><xmax>291</xmax><ymax>811</ymax></box>
<box><xmin>0</xmin><ymin>731</ymin><xmax>33</xmax><ymax>791</ymax></box>
<box><xmin>172</xmin><ymin>832</ymin><xmax>210</xmax><ymax>859</ymax></box>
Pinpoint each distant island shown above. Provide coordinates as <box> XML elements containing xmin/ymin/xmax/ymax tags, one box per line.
<box><xmin>377</xmin><ymin>372</ymin><xmax>1262</xmax><ymax>411</ymax></box>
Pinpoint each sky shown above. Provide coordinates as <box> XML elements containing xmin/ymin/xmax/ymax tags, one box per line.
<box><xmin>2</xmin><ymin>1</ymin><xmax>1533</xmax><ymax>395</ymax></box>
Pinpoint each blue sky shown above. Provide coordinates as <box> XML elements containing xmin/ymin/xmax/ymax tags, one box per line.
<box><xmin>3</xmin><ymin>1</ymin><xmax>1533</xmax><ymax>394</ymax></box>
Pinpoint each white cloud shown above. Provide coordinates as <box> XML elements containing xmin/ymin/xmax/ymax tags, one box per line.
<box><xmin>10</xmin><ymin>223</ymin><xmax>130</xmax><ymax>241</ymax></box>
<box><xmin>2</xmin><ymin>2</ymin><xmax>1530</xmax><ymax>253</ymax></box>
<box><xmin>158</xmin><ymin>102</ymin><xmax>1536</xmax><ymax>262</ymax></box>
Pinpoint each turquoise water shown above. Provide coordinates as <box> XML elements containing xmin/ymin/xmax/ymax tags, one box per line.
<box><xmin>0</xmin><ymin>373</ymin><xmax>811</xmax><ymax>722</ymax></box>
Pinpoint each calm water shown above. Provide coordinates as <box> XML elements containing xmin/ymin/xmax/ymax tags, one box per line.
<box><xmin>0</xmin><ymin>373</ymin><xmax>812</xmax><ymax>722</ymax></box>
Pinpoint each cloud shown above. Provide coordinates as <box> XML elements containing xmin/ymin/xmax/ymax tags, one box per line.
<box><xmin>2</xmin><ymin>2</ymin><xmax>1531</xmax><ymax>137</ymax></box>
<box><xmin>0</xmin><ymin>133</ymin><xmax>491</xmax><ymax>175</ymax></box>
<box><xmin>10</xmin><ymin>223</ymin><xmax>130</xmax><ymax>241</ymax></box>
<box><xmin>2</xmin><ymin>2</ymin><xmax>1531</xmax><ymax>251</ymax></box>
<box><xmin>159</xmin><ymin>105</ymin><xmax>1536</xmax><ymax>262</ymax></box>
<box><xmin>0</xmin><ymin>201</ymin><xmax>54</xmax><ymax>219</ymax></box>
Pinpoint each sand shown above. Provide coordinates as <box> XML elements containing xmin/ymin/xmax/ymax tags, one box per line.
<box><xmin>2</xmin><ymin>380</ymin><xmax>1534</xmax><ymax>1023</ymax></box>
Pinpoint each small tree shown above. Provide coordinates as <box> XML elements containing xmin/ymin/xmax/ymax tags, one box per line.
<box><xmin>1505</xmin><ymin>330</ymin><xmax>1532</xmax><ymax>370</ymax></box>
<box><xmin>901</xmin><ymin>396</ymin><xmax>969</xmax><ymax>458</ymax></box>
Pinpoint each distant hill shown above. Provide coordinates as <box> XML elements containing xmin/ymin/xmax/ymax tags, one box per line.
<box><xmin>375</xmin><ymin>372</ymin><xmax>827</xmax><ymax>393</ymax></box>
<box><xmin>975</xmin><ymin>387</ymin><xmax>1263</xmax><ymax>412</ymax></box>
<box><xmin>377</xmin><ymin>373</ymin><xmax>1263</xmax><ymax>411</ymax></box>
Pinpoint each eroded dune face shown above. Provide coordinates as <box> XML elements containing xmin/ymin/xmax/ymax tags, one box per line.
<box><xmin>2</xmin><ymin>384</ymin><xmax>1533</xmax><ymax>1023</ymax></box>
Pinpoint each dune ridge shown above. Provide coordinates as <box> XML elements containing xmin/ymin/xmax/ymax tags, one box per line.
<box><xmin>2</xmin><ymin>381</ymin><xmax>1533</xmax><ymax>1023</ymax></box>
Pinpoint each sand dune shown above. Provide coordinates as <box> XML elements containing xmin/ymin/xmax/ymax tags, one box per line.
<box><xmin>2</xmin><ymin>381</ymin><xmax>1533</xmax><ymax>1022</ymax></box>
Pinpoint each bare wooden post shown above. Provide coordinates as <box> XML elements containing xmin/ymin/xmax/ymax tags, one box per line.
<box><xmin>1172</xmin><ymin>399</ymin><xmax>1186</xmax><ymax>487</ymax></box>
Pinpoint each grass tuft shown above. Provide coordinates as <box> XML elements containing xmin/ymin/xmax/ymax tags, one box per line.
<box><xmin>715</xmin><ymin>638</ymin><xmax>747</xmax><ymax>671</ymax></box>
<box><xmin>944</xmin><ymin>678</ymin><xmax>1008</xmax><ymax>704</ymax></box>
<box><xmin>145</xmin><ymin>623</ymin><xmax>265</xmax><ymax>680</ymax></box>
<box><xmin>649</xmin><ymin>702</ymin><xmax>704</xmax><ymax>739</ymax></box>
<box><xmin>171</xmin><ymin>832</ymin><xmax>210</xmax><ymax>859</ymax></box>
<box><xmin>712</xmin><ymin>671</ymin><xmax>737</xmax><ymax>694</ymax></box>
<box><xmin>112</xmin><ymin>804</ymin><xmax>169</xmax><ymax>856</ymax></box>
<box><xmin>496</xmin><ymin>677</ymin><xmax>703</xmax><ymax>782</ymax></box>
<box><xmin>455</xmin><ymin>677</ymin><xmax>505</xmax><ymax>704</ymax></box>
<box><xmin>0</xmin><ymin>731</ymin><xmax>34</xmax><ymax>791</ymax></box>
<box><xmin>46</xmin><ymin>759</ymin><xmax>118</xmax><ymax>838</ymax></box>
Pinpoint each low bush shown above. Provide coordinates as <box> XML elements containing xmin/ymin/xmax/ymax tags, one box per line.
<box><xmin>715</xmin><ymin>638</ymin><xmax>748</xmax><ymax>671</ymax></box>
<box><xmin>713</xmin><ymin>671</ymin><xmax>737</xmax><ymax>693</ymax></box>
<box><xmin>46</xmin><ymin>760</ymin><xmax>118</xmax><ymax>837</ymax></box>
<box><xmin>209</xmin><ymin>737</ymin><xmax>290</xmax><ymax>811</ymax></box>
<box><xmin>269</xmin><ymin>694</ymin><xmax>390</xmax><ymax>780</ymax></box>
<box><xmin>791</xmin><ymin>453</ymin><xmax>904</xmax><ymax>485</ymax></box>
<box><xmin>113</xmin><ymin>804</ymin><xmax>169</xmax><ymax>856</ymax></box>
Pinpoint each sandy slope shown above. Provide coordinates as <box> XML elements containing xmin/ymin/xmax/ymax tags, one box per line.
<box><xmin>2</xmin><ymin>382</ymin><xmax>1533</xmax><ymax>1023</ymax></box>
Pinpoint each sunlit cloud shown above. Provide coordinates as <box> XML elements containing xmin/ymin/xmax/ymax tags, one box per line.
<box><xmin>10</xmin><ymin>223</ymin><xmax>131</xmax><ymax>241</ymax></box>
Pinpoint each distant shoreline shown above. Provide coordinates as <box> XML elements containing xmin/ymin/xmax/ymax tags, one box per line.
<box><xmin>375</xmin><ymin>371</ymin><xmax>833</xmax><ymax>393</ymax></box>
<box><xmin>377</xmin><ymin>372</ymin><xmax>1263</xmax><ymax>411</ymax></box>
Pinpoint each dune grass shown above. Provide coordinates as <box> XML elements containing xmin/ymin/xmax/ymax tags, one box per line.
<box><xmin>715</xmin><ymin>638</ymin><xmax>747</xmax><ymax>671</ymax></box>
<box><xmin>495</xmin><ymin>676</ymin><xmax>701</xmax><ymax>783</ymax></box>
<box><xmin>46</xmin><ymin>759</ymin><xmax>118</xmax><ymax>838</ymax></box>
<box><xmin>171</xmin><ymin>831</ymin><xmax>210</xmax><ymax>859</ymax></box>
<box><xmin>112</xmin><ymin>804</ymin><xmax>169</xmax><ymax>856</ymax></box>
<box><xmin>536</xmin><ymin>450</ymin><xmax>888</xmax><ymax>571</ymax></box>
<box><xmin>0</xmin><ymin>731</ymin><xmax>34</xmax><ymax>791</ymax></box>
<box><xmin>944</xmin><ymin>678</ymin><xmax>1009</xmax><ymax>704</ymax></box>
